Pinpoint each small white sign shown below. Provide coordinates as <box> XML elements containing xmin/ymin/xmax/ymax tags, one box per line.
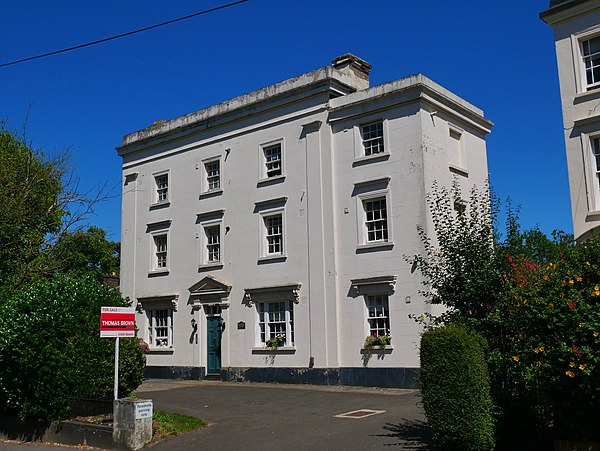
<box><xmin>135</xmin><ymin>401</ymin><xmax>153</xmax><ymax>420</ymax></box>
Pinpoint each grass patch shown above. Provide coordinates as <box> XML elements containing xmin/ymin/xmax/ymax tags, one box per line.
<box><xmin>153</xmin><ymin>410</ymin><xmax>205</xmax><ymax>439</ymax></box>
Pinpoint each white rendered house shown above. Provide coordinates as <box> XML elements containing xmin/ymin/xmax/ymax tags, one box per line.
<box><xmin>542</xmin><ymin>0</ymin><xmax>600</xmax><ymax>241</ymax></box>
<box><xmin>117</xmin><ymin>54</ymin><xmax>492</xmax><ymax>387</ymax></box>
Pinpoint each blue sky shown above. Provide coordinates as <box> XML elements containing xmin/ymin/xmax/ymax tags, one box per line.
<box><xmin>1</xmin><ymin>0</ymin><xmax>566</xmax><ymax>240</ymax></box>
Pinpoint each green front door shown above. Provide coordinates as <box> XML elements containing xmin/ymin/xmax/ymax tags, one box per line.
<box><xmin>207</xmin><ymin>317</ymin><xmax>221</xmax><ymax>375</ymax></box>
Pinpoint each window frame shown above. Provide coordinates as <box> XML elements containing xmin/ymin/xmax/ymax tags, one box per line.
<box><xmin>197</xmin><ymin>210</ymin><xmax>224</xmax><ymax>268</ymax></box>
<box><xmin>581</xmin><ymin>34</ymin><xmax>600</xmax><ymax>91</ymax></box>
<box><xmin>587</xmin><ymin>135</ymin><xmax>600</xmax><ymax>212</ymax></box>
<box><xmin>201</xmin><ymin>156</ymin><xmax>223</xmax><ymax>195</ymax></box>
<box><xmin>152</xmin><ymin>170</ymin><xmax>170</xmax><ymax>206</ymax></box>
<box><xmin>363</xmin><ymin>197</ymin><xmax>389</xmax><ymax>243</ymax></box>
<box><xmin>448</xmin><ymin>124</ymin><xmax>467</xmax><ymax>174</ymax></box>
<box><xmin>256</xmin><ymin>301</ymin><xmax>294</xmax><ymax>348</ymax></box>
<box><xmin>147</xmin><ymin>307</ymin><xmax>174</xmax><ymax>349</ymax></box>
<box><xmin>361</xmin><ymin>121</ymin><xmax>385</xmax><ymax>156</ymax></box>
<box><xmin>572</xmin><ymin>29</ymin><xmax>600</xmax><ymax>94</ymax></box>
<box><xmin>356</xmin><ymin>190</ymin><xmax>391</xmax><ymax>248</ymax></box>
<box><xmin>148</xmin><ymin>226</ymin><xmax>171</xmax><ymax>275</ymax></box>
<box><xmin>201</xmin><ymin>221</ymin><xmax>223</xmax><ymax>267</ymax></box>
<box><xmin>259</xmin><ymin>209</ymin><xmax>285</xmax><ymax>259</ymax></box>
<box><xmin>365</xmin><ymin>294</ymin><xmax>390</xmax><ymax>339</ymax></box>
<box><xmin>259</xmin><ymin>139</ymin><xmax>285</xmax><ymax>181</ymax></box>
<box><xmin>149</xmin><ymin>230</ymin><xmax>170</xmax><ymax>274</ymax></box>
<box><xmin>264</xmin><ymin>213</ymin><xmax>284</xmax><ymax>256</ymax></box>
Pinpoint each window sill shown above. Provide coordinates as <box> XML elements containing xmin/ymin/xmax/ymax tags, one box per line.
<box><xmin>356</xmin><ymin>241</ymin><xmax>394</xmax><ymax>253</ymax></box>
<box><xmin>149</xmin><ymin>201</ymin><xmax>170</xmax><ymax>211</ymax></box>
<box><xmin>252</xmin><ymin>346</ymin><xmax>296</xmax><ymax>354</ymax></box>
<box><xmin>198</xmin><ymin>262</ymin><xmax>224</xmax><ymax>271</ymax></box>
<box><xmin>575</xmin><ymin>87</ymin><xmax>600</xmax><ymax>103</ymax></box>
<box><xmin>199</xmin><ymin>189</ymin><xmax>223</xmax><ymax>200</ymax></box>
<box><xmin>586</xmin><ymin>210</ymin><xmax>600</xmax><ymax>220</ymax></box>
<box><xmin>148</xmin><ymin>347</ymin><xmax>174</xmax><ymax>354</ymax></box>
<box><xmin>257</xmin><ymin>255</ymin><xmax>287</xmax><ymax>264</ymax></box>
<box><xmin>257</xmin><ymin>175</ymin><xmax>286</xmax><ymax>187</ymax></box>
<box><xmin>148</xmin><ymin>269</ymin><xmax>170</xmax><ymax>277</ymax></box>
<box><xmin>352</xmin><ymin>152</ymin><xmax>389</xmax><ymax>167</ymax></box>
<box><xmin>361</xmin><ymin>346</ymin><xmax>393</xmax><ymax>354</ymax></box>
<box><xmin>449</xmin><ymin>164</ymin><xmax>469</xmax><ymax>177</ymax></box>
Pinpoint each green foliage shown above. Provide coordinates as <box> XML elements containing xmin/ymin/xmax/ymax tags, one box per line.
<box><xmin>363</xmin><ymin>334</ymin><xmax>391</xmax><ymax>350</ymax></box>
<box><xmin>420</xmin><ymin>325</ymin><xmax>495</xmax><ymax>451</ymax></box>
<box><xmin>153</xmin><ymin>410</ymin><xmax>206</xmax><ymax>436</ymax></box>
<box><xmin>407</xmin><ymin>181</ymin><xmax>503</xmax><ymax>324</ymax></box>
<box><xmin>0</xmin><ymin>126</ymin><xmax>64</xmax><ymax>294</ymax></box>
<box><xmin>265</xmin><ymin>334</ymin><xmax>286</xmax><ymax>350</ymax></box>
<box><xmin>43</xmin><ymin>226</ymin><xmax>120</xmax><ymax>282</ymax></box>
<box><xmin>412</xmin><ymin>180</ymin><xmax>599</xmax><ymax>442</ymax></box>
<box><xmin>0</xmin><ymin>277</ymin><xmax>144</xmax><ymax>421</ymax></box>
<box><xmin>491</xmin><ymin>235</ymin><xmax>600</xmax><ymax>440</ymax></box>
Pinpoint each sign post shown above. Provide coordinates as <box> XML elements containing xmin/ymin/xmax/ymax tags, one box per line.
<box><xmin>100</xmin><ymin>307</ymin><xmax>136</xmax><ymax>400</ymax></box>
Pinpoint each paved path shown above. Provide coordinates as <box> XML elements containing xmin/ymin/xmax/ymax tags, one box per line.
<box><xmin>1</xmin><ymin>380</ymin><xmax>432</xmax><ymax>450</ymax></box>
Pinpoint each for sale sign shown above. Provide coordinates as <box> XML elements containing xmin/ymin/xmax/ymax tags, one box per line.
<box><xmin>100</xmin><ymin>306</ymin><xmax>136</xmax><ymax>337</ymax></box>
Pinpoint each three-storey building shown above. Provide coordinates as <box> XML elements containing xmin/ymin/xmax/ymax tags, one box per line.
<box><xmin>117</xmin><ymin>54</ymin><xmax>492</xmax><ymax>387</ymax></box>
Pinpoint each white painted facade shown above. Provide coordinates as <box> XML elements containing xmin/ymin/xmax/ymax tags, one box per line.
<box><xmin>117</xmin><ymin>55</ymin><xmax>492</xmax><ymax>387</ymax></box>
<box><xmin>542</xmin><ymin>0</ymin><xmax>600</xmax><ymax>241</ymax></box>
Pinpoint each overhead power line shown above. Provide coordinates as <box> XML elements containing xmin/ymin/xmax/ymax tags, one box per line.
<box><xmin>0</xmin><ymin>0</ymin><xmax>250</xmax><ymax>68</ymax></box>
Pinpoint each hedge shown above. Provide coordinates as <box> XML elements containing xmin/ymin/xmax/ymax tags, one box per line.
<box><xmin>420</xmin><ymin>324</ymin><xmax>495</xmax><ymax>451</ymax></box>
<box><xmin>0</xmin><ymin>277</ymin><xmax>144</xmax><ymax>421</ymax></box>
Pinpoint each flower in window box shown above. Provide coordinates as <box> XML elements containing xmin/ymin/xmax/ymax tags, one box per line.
<box><xmin>364</xmin><ymin>333</ymin><xmax>392</xmax><ymax>351</ymax></box>
<box><xmin>265</xmin><ymin>334</ymin><xmax>286</xmax><ymax>350</ymax></box>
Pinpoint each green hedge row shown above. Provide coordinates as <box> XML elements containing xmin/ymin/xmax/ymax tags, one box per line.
<box><xmin>420</xmin><ymin>324</ymin><xmax>495</xmax><ymax>451</ymax></box>
<box><xmin>0</xmin><ymin>277</ymin><xmax>144</xmax><ymax>421</ymax></box>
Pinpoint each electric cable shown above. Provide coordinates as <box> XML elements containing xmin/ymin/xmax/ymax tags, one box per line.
<box><xmin>0</xmin><ymin>0</ymin><xmax>250</xmax><ymax>68</ymax></box>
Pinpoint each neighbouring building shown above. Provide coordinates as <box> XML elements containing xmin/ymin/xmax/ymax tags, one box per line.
<box><xmin>117</xmin><ymin>54</ymin><xmax>492</xmax><ymax>387</ymax></box>
<box><xmin>542</xmin><ymin>0</ymin><xmax>600</xmax><ymax>241</ymax></box>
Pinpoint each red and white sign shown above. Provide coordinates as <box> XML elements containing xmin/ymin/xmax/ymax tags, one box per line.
<box><xmin>100</xmin><ymin>306</ymin><xmax>136</xmax><ymax>338</ymax></box>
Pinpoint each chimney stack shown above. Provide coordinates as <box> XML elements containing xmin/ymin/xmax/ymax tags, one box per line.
<box><xmin>332</xmin><ymin>54</ymin><xmax>372</xmax><ymax>91</ymax></box>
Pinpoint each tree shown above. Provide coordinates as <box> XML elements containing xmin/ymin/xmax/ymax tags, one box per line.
<box><xmin>0</xmin><ymin>277</ymin><xmax>144</xmax><ymax>422</ymax></box>
<box><xmin>407</xmin><ymin>180</ymin><xmax>503</xmax><ymax>324</ymax></box>
<box><xmin>0</xmin><ymin>125</ymin><xmax>111</xmax><ymax>296</ymax></box>
<box><xmin>0</xmin><ymin>125</ymin><xmax>64</xmax><ymax>293</ymax></box>
<box><xmin>43</xmin><ymin>226</ymin><xmax>120</xmax><ymax>283</ymax></box>
<box><xmin>411</xmin><ymin>180</ymin><xmax>599</xmax><ymax>442</ymax></box>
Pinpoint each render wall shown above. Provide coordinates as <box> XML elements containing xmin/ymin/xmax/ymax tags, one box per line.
<box><xmin>119</xmin><ymin>75</ymin><xmax>491</xmax><ymax>386</ymax></box>
<box><xmin>549</xmin><ymin>2</ymin><xmax>600</xmax><ymax>240</ymax></box>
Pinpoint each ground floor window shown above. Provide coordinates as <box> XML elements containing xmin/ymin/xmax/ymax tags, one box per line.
<box><xmin>257</xmin><ymin>301</ymin><xmax>294</xmax><ymax>347</ymax></box>
<box><xmin>147</xmin><ymin>308</ymin><xmax>173</xmax><ymax>348</ymax></box>
<box><xmin>366</xmin><ymin>294</ymin><xmax>390</xmax><ymax>338</ymax></box>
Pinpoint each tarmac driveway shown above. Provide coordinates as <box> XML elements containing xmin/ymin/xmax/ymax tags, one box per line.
<box><xmin>137</xmin><ymin>380</ymin><xmax>432</xmax><ymax>450</ymax></box>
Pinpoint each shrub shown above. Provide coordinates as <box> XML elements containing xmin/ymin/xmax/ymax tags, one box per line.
<box><xmin>493</xmin><ymin>236</ymin><xmax>600</xmax><ymax>440</ymax></box>
<box><xmin>0</xmin><ymin>277</ymin><xmax>144</xmax><ymax>421</ymax></box>
<box><xmin>420</xmin><ymin>325</ymin><xmax>495</xmax><ymax>451</ymax></box>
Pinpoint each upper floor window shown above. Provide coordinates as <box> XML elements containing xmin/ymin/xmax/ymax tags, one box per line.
<box><xmin>362</xmin><ymin>122</ymin><xmax>384</xmax><ymax>156</ymax></box>
<box><xmin>590</xmin><ymin>137</ymin><xmax>600</xmax><ymax>209</ymax></box>
<box><xmin>205</xmin><ymin>160</ymin><xmax>221</xmax><ymax>191</ymax></box>
<box><xmin>364</xmin><ymin>197</ymin><xmax>388</xmax><ymax>243</ymax></box>
<box><xmin>263</xmin><ymin>143</ymin><xmax>282</xmax><ymax>178</ymax></box>
<box><xmin>583</xmin><ymin>36</ymin><xmax>600</xmax><ymax>90</ymax></box>
<box><xmin>154</xmin><ymin>173</ymin><xmax>169</xmax><ymax>204</ymax></box>
<box><xmin>205</xmin><ymin>225</ymin><xmax>221</xmax><ymax>263</ymax></box>
<box><xmin>264</xmin><ymin>214</ymin><xmax>283</xmax><ymax>255</ymax></box>
<box><xmin>154</xmin><ymin>234</ymin><xmax>168</xmax><ymax>270</ymax></box>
